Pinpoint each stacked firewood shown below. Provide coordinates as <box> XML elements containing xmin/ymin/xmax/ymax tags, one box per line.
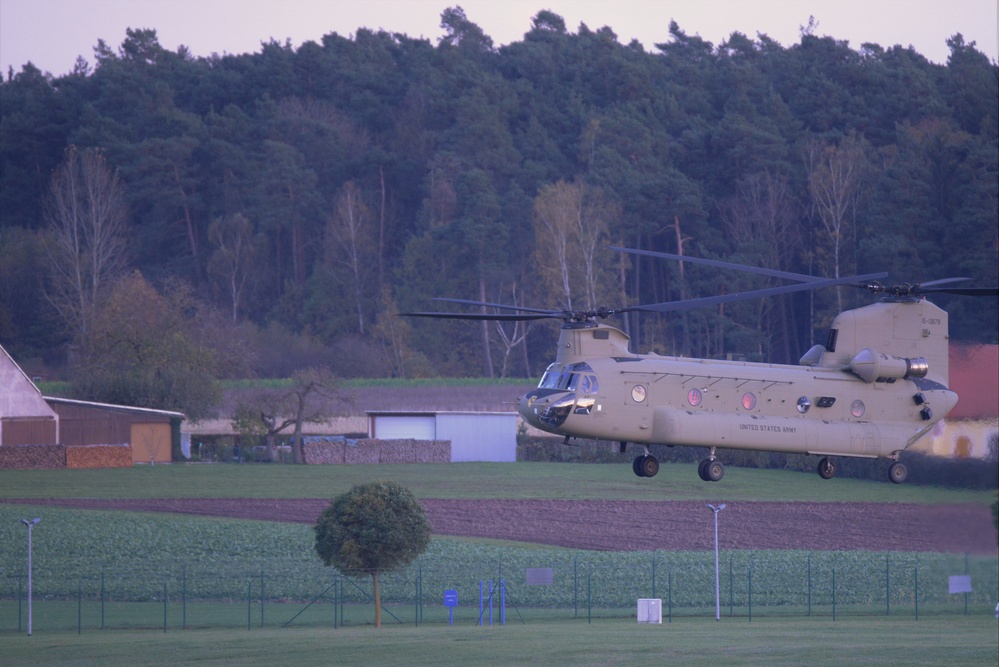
<box><xmin>66</xmin><ymin>444</ymin><xmax>133</xmax><ymax>468</ymax></box>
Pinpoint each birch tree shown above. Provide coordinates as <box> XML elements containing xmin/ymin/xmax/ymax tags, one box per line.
<box><xmin>44</xmin><ymin>146</ymin><xmax>129</xmax><ymax>340</ymax></box>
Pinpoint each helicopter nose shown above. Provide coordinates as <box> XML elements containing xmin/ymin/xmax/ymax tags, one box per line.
<box><xmin>518</xmin><ymin>389</ymin><xmax>572</xmax><ymax>429</ymax></box>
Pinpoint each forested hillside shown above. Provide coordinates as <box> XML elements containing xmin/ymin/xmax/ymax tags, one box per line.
<box><xmin>1</xmin><ymin>8</ymin><xmax>996</xmax><ymax>415</ymax></box>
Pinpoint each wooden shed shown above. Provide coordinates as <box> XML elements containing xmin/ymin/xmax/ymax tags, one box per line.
<box><xmin>45</xmin><ymin>397</ymin><xmax>184</xmax><ymax>464</ymax></box>
<box><xmin>367</xmin><ymin>411</ymin><xmax>517</xmax><ymax>462</ymax></box>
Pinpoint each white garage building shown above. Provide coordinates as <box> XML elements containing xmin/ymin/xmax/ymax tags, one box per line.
<box><xmin>366</xmin><ymin>411</ymin><xmax>517</xmax><ymax>462</ymax></box>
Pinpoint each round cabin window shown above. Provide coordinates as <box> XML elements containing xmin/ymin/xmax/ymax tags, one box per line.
<box><xmin>687</xmin><ymin>388</ymin><xmax>703</xmax><ymax>407</ymax></box>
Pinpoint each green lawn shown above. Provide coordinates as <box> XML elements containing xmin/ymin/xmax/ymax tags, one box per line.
<box><xmin>1</xmin><ymin>616</ymin><xmax>997</xmax><ymax>667</ymax></box>
<box><xmin>0</xmin><ymin>462</ymin><xmax>993</xmax><ymax>503</ymax></box>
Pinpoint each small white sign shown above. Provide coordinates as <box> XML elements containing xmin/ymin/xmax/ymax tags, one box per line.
<box><xmin>948</xmin><ymin>575</ymin><xmax>972</xmax><ymax>594</ymax></box>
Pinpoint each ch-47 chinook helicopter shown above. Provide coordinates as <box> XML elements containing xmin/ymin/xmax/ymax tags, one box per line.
<box><xmin>404</xmin><ymin>248</ymin><xmax>997</xmax><ymax>484</ymax></box>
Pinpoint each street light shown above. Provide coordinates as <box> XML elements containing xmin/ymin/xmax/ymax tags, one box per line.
<box><xmin>706</xmin><ymin>504</ymin><xmax>726</xmax><ymax>621</ymax></box>
<box><xmin>21</xmin><ymin>518</ymin><xmax>40</xmax><ymax>636</ymax></box>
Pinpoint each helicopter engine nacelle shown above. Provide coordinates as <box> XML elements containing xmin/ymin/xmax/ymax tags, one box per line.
<box><xmin>849</xmin><ymin>347</ymin><xmax>929</xmax><ymax>383</ymax></box>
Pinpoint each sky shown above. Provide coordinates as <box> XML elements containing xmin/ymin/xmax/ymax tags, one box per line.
<box><xmin>1</xmin><ymin>0</ymin><xmax>997</xmax><ymax>78</ymax></box>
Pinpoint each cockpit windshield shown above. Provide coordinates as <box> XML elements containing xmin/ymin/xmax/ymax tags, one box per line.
<box><xmin>538</xmin><ymin>362</ymin><xmax>599</xmax><ymax>394</ymax></box>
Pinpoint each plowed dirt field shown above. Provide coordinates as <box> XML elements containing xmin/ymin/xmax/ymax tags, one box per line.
<box><xmin>8</xmin><ymin>497</ymin><xmax>996</xmax><ymax>554</ymax></box>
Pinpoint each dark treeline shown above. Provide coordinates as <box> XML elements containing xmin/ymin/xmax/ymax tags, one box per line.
<box><xmin>2</xmin><ymin>8</ymin><xmax>997</xmax><ymax>391</ymax></box>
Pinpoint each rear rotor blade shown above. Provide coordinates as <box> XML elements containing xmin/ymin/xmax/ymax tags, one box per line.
<box><xmin>632</xmin><ymin>272</ymin><xmax>890</xmax><ymax>314</ymax></box>
<box><xmin>611</xmin><ymin>246</ymin><xmax>824</xmax><ymax>283</ymax></box>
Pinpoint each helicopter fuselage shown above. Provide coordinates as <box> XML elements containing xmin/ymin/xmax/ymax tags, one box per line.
<box><xmin>518</xmin><ymin>303</ymin><xmax>957</xmax><ymax>467</ymax></box>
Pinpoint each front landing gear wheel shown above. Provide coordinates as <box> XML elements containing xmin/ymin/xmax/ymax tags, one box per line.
<box><xmin>817</xmin><ymin>457</ymin><xmax>837</xmax><ymax>480</ymax></box>
<box><xmin>698</xmin><ymin>459</ymin><xmax>710</xmax><ymax>481</ymax></box>
<box><xmin>888</xmin><ymin>461</ymin><xmax>908</xmax><ymax>484</ymax></box>
<box><xmin>639</xmin><ymin>454</ymin><xmax>660</xmax><ymax>478</ymax></box>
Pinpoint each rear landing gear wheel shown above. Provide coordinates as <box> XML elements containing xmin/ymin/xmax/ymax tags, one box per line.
<box><xmin>639</xmin><ymin>454</ymin><xmax>660</xmax><ymax>478</ymax></box>
<box><xmin>698</xmin><ymin>459</ymin><xmax>710</xmax><ymax>481</ymax></box>
<box><xmin>817</xmin><ymin>457</ymin><xmax>837</xmax><ymax>480</ymax></box>
<box><xmin>705</xmin><ymin>459</ymin><xmax>725</xmax><ymax>482</ymax></box>
<box><xmin>888</xmin><ymin>461</ymin><xmax>908</xmax><ymax>484</ymax></box>
<box><xmin>633</xmin><ymin>455</ymin><xmax>646</xmax><ymax>477</ymax></box>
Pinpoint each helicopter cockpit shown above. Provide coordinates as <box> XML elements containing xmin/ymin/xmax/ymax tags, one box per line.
<box><xmin>538</xmin><ymin>362</ymin><xmax>600</xmax><ymax>394</ymax></box>
<box><xmin>526</xmin><ymin>362</ymin><xmax>601</xmax><ymax>428</ymax></box>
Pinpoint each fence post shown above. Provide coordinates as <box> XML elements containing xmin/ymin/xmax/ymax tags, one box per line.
<box><xmin>339</xmin><ymin>576</ymin><xmax>344</xmax><ymax>628</ymax></box>
<box><xmin>807</xmin><ymin>553</ymin><xmax>812</xmax><ymax>617</ymax></box>
<box><xmin>963</xmin><ymin>553</ymin><xmax>969</xmax><ymax>616</ymax></box>
<box><xmin>885</xmin><ymin>553</ymin><xmax>890</xmax><ymax>616</ymax></box>
<box><xmin>832</xmin><ymin>568</ymin><xmax>836</xmax><ymax>621</ymax></box>
<box><xmin>652</xmin><ymin>554</ymin><xmax>656</xmax><ymax>600</ymax></box>
<box><xmin>573</xmin><ymin>557</ymin><xmax>578</xmax><ymax>619</ymax></box>
<box><xmin>587</xmin><ymin>571</ymin><xmax>591</xmax><ymax>624</ymax></box>
<box><xmin>163</xmin><ymin>582</ymin><xmax>168</xmax><ymax>633</ymax></box>
<box><xmin>728</xmin><ymin>554</ymin><xmax>735</xmax><ymax>618</ymax></box>
<box><xmin>667</xmin><ymin>569</ymin><xmax>672</xmax><ymax>624</ymax></box>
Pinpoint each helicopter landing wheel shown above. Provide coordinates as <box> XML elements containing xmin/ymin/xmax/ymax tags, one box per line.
<box><xmin>697</xmin><ymin>459</ymin><xmax>710</xmax><ymax>481</ymax></box>
<box><xmin>817</xmin><ymin>457</ymin><xmax>837</xmax><ymax>480</ymax></box>
<box><xmin>633</xmin><ymin>455</ymin><xmax>647</xmax><ymax>477</ymax></box>
<box><xmin>638</xmin><ymin>454</ymin><xmax>660</xmax><ymax>478</ymax></box>
<box><xmin>888</xmin><ymin>461</ymin><xmax>908</xmax><ymax>484</ymax></box>
<box><xmin>705</xmin><ymin>459</ymin><xmax>725</xmax><ymax>482</ymax></box>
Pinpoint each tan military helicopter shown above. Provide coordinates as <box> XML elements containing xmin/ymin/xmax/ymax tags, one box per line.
<box><xmin>406</xmin><ymin>249</ymin><xmax>996</xmax><ymax>484</ymax></box>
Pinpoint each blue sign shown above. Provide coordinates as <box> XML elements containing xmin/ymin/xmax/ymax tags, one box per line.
<box><xmin>444</xmin><ymin>589</ymin><xmax>458</xmax><ymax>626</ymax></box>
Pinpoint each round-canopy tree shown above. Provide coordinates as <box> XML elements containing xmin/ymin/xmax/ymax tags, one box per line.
<box><xmin>314</xmin><ymin>481</ymin><xmax>431</xmax><ymax>627</ymax></box>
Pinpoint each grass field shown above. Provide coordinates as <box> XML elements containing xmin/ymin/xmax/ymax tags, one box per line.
<box><xmin>2</xmin><ymin>616</ymin><xmax>997</xmax><ymax>667</ymax></box>
<box><xmin>1</xmin><ymin>462</ymin><xmax>997</xmax><ymax>666</ymax></box>
<box><xmin>1</xmin><ymin>461</ymin><xmax>995</xmax><ymax>503</ymax></box>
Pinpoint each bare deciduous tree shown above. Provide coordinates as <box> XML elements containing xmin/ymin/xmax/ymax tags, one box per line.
<box><xmin>326</xmin><ymin>181</ymin><xmax>373</xmax><ymax>334</ymax></box>
<box><xmin>805</xmin><ymin>134</ymin><xmax>869</xmax><ymax>313</ymax></box>
<box><xmin>532</xmin><ymin>180</ymin><xmax>617</xmax><ymax>312</ymax></box>
<box><xmin>44</xmin><ymin>145</ymin><xmax>129</xmax><ymax>340</ymax></box>
<box><xmin>208</xmin><ymin>213</ymin><xmax>256</xmax><ymax>322</ymax></box>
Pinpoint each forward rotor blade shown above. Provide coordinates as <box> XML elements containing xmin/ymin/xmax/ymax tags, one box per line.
<box><xmin>632</xmin><ymin>272</ymin><xmax>890</xmax><ymax>314</ymax></box>
<box><xmin>400</xmin><ymin>310</ymin><xmax>563</xmax><ymax>322</ymax></box>
<box><xmin>611</xmin><ymin>246</ymin><xmax>824</xmax><ymax>283</ymax></box>
<box><xmin>431</xmin><ymin>297</ymin><xmax>557</xmax><ymax>315</ymax></box>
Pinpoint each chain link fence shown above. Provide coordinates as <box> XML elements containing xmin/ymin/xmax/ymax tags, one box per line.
<box><xmin>3</xmin><ymin>550</ymin><xmax>996</xmax><ymax>633</ymax></box>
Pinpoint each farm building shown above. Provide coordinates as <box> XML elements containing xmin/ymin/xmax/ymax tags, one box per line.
<box><xmin>44</xmin><ymin>397</ymin><xmax>184</xmax><ymax>464</ymax></box>
<box><xmin>367</xmin><ymin>411</ymin><xmax>517</xmax><ymax>462</ymax></box>
<box><xmin>1</xmin><ymin>344</ymin><xmax>59</xmax><ymax>446</ymax></box>
<box><xmin>0</xmin><ymin>343</ymin><xmax>185</xmax><ymax>466</ymax></box>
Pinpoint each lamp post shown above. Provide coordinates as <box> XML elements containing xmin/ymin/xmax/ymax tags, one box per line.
<box><xmin>21</xmin><ymin>518</ymin><xmax>40</xmax><ymax>636</ymax></box>
<box><xmin>706</xmin><ymin>504</ymin><xmax>726</xmax><ymax>621</ymax></box>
